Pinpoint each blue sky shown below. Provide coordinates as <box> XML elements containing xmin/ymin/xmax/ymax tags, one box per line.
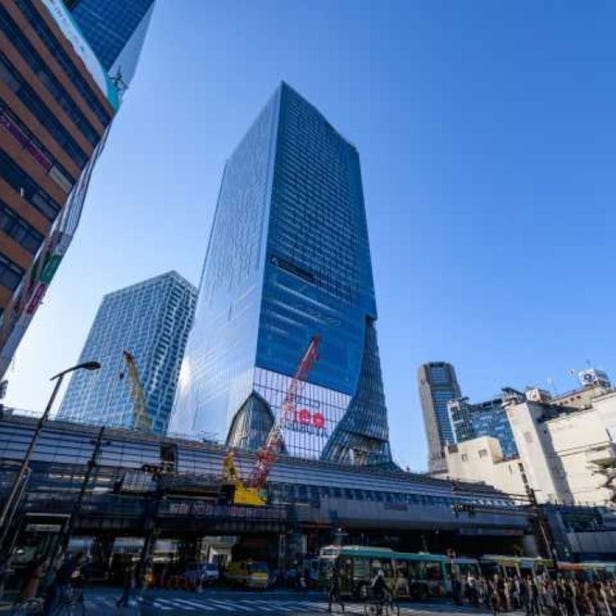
<box><xmin>6</xmin><ymin>1</ymin><xmax>616</xmax><ymax>471</ymax></box>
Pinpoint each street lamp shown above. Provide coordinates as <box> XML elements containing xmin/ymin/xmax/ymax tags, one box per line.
<box><xmin>0</xmin><ymin>361</ymin><xmax>100</xmax><ymax>547</ymax></box>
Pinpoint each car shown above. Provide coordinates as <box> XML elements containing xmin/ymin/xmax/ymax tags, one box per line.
<box><xmin>225</xmin><ymin>560</ymin><xmax>270</xmax><ymax>589</ymax></box>
<box><xmin>184</xmin><ymin>562</ymin><xmax>220</xmax><ymax>586</ymax></box>
<box><xmin>202</xmin><ymin>563</ymin><xmax>220</xmax><ymax>584</ymax></box>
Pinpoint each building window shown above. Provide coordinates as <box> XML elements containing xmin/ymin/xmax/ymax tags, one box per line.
<box><xmin>0</xmin><ymin>253</ymin><xmax>25</xmax><ymax>291</ymax></box>
<box><xmin>0</xmin><ymin>202</ymin><xmax>44</xmax><ymax>254</ymax></box>
<box><xmin>461</xmin><ymin>453</ymin><xmax>469</xmax><ymax>462</ymax></box>
<box><xmin>14</xmin><ymin>0</ymin><xmax>112</xmax><ymax>127</ymax></box>
<box><xmin>0</xmin><ymin>5</ymin><xmax>100</xmax><ymax>145</ymax></box>
<box><xmin>478</xmin><ymin>449</ymin><xmax>488</xmax><ymax>458</ymax></box>
<box><xmin>0</xmin><ymin>148</ymin><xmax>61</xmax><ymax>221</ymax></box>
<box><xmin>0</xmin><ymin>53</ymin><xmax>87</xmax><ymax>168</ymax></box>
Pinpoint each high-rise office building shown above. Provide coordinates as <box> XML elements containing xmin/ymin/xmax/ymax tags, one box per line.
<box><xmin>448</xmin><ymin>391</ymin><xmax>520</xmax><ymax>459</ymax></box>
<box><xmin>58</xmin><ymin>272</ymin><xmax>196</xmax><ymax>434</ymax></box>
<box><xmin>171</xmin><ymin>82</ymin><xmax>392</xmax><ymax>465</ymax></box>
<box><xmin>0</xmin><ymin>0</ymin><xmax>155</xmax><ymax>378</ymax></box>
<box><xmin>67</xmin><ymin>0</ymin><xmax>156</xmax><ymax>88</ymax></box>
<box><xmin>418</xmin><ymin>362</ymin><xmax>461</xmax><ymax>473</ymax></box>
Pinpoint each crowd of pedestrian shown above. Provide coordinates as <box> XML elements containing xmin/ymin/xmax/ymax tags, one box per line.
<box><xmin>455</xmin><ymin>572</ymin><xmax>616</xmax><ymax>616</ymax></box>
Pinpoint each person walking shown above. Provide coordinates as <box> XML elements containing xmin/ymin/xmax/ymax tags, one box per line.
<box><xmin>527</xmin><ymin>576</ymin><xmax>542</xmax><ymax>616</ymax></box>
<box><xmin>116</xmin><ymin>563</ymin><xmax>136</xmax><ymax>608</ymax></box>
<box><xmin>489</xmin><ymin>578</ymin><xmax>501</xmax><ymax>616</ymax></box>
<box><xmin>327</xmin><ymin>564</ymin><xmax>345</xmax><ymax>613</ymax></box>
<box><xmin>42</xmin><ymin>551</ymin><xmax>87</xmax><ymax>616</ymax></box>
<box><xmin>19</xmin><ymin>556</ymin><xmax>49</xmax><ymax>602</ymax></box>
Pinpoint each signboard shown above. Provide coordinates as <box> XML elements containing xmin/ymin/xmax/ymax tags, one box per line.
<box><xmin>40</xmin><ymin>254</ymin><xmax>62</xmax><ymax>285</ymax></box>
<box><xmin>0</xmin><ymin>109</ymin><xmax>52</xmax><ymax>172</ymax></box>
<box><xmin>458</xmin><ymin>528</ymin><xmax>523</xmax><ymax>536</ymax></box>
<box><xmin>25</xmin><ymin>283</ymin><xmax>47</xmax><ymax>315</ymax></box>
<box><xmin>164</xmin><ymin>501</ymin><xmax>285</xmax><ymax>521</ymax></box>
<box><xmin>286</xmin><ymin>408</ymin><xmax>327</xmax><ymax>436</ymax></box>
<box><xmin>254</xmin><ymin>367</ymin><xmax>351</xmax><ymax>459</ymax></box>
<box><xmin>41</xmin><ymin>0</ymin><xmax>119</xmax><ymax>110</ymax></box>
<box><xmin>48</xmin><ymin>166</ymin><xmax>73</xmax><ymax>193</ymax></box>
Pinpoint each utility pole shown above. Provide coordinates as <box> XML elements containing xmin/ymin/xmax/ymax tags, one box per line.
<box><xmin>0</xmin><ymin>361</ymin><xmax>100</xmax><ymax>549</ymax></box>
<box><xmin>526</xmin><ymin>487</ymin><xmax>560</xmax><ymax>568</ymax></box>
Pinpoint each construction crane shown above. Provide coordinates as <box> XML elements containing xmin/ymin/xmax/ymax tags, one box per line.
<box><xmin>223</xmin><ymin>335</ymin><xmax>321</xmax><ymax>506</ymax></box>
<box><xmin>121</xmin><ymin>350</ymin><xmax>151</xmax><ymax>433</ymax></box>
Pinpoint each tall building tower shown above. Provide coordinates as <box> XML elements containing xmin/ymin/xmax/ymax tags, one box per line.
<box><xmin>58</xmin><ymin>272</ymin><xmax>196</xmax><ymax>435</ymax></box>
<box><xmin>0</xmin><ymin>0</ymin><xmax>155</xmax><ymax>378</ymax></box>
<box><xmin>66</xmin><ymin>0</ymin><xmax>156</xmax><ymax>89</ymax></box>
<box><xmin>171</xmin><ymin>82</ymin><xmax>392</xmax><ymax>465</ymax></box>
<box><xmin>418</xmin><ymin>362</ymin><xmax>461</xmax><ymax>473</ymax></box>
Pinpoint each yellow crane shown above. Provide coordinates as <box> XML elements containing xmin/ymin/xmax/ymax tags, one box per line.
<box><xmin>222</xmin><ymin>451</ymin><xmax>266</xmax><ymax>506</ymax></box>
<box><xmin>122</xmin><ymin>350</ymin><xmax>152</xmax><ymax>433</ymax></box>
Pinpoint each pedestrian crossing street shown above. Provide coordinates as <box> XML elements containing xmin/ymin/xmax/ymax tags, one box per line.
<box><xmin>83</xmin><ymin>593</ymin><xmax>499</xmax><ymax>615</ymax></box>
<box><xmin>86</xmin><ymin>595</ymin><xmax>341</xmax><ymax>614</ymax></box>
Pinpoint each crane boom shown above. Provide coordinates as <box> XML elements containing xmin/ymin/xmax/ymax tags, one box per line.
<box><xmin>281</xmin><ymin>334</ymin><xmax>321</xmax><ymax>424</ymax></box>
<box><xmin>246</xmin><ymin>335</ymin><xmax>320</xmax><ymax>489</ymax></box>
<box><xmin>122</xmin><ymin>350</ymin><xmax>151</xmax><ymax>432</ymax></box>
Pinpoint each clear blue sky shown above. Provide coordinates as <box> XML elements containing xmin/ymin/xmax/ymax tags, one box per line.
<box><xmin>6</xmin><ymin>1</ymin><xmax>616</xmax><ymax>471</ymax></box>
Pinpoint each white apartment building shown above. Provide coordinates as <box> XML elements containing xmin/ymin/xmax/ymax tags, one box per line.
<box><xmin>446</xmin><ymin>382</ymin><xmax>616</xmax><ymax>507</ymax></box>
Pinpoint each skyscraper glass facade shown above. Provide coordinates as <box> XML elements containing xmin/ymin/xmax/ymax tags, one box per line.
<box><xmin>418</xmin><ymin>362</ymin><xmax>461</xmax><ymax>473</ymax></box>
<box><xmin>69</xmin><ymin>0</ymin><xmax>155</xmax><ymax>87</ymax></box>
<box><xmin>171</xmin><ymin>83</ymin><xmax>392</xmax><ymax>464</ymax></box>
<box><xmin>448</xmin><ymin>394</ymin><xmax>519</xmax><ymax>459</ymax></box>
<box><xmin>58</xmin><ymin>272</ymin><xmax>196</xmax><ymax>434</ymax></box>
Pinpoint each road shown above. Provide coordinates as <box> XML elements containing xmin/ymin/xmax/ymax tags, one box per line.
<box><xmin>77</xmin><ymin>588</ymin><xmax>505</xmax><ymax>615</ymax></box>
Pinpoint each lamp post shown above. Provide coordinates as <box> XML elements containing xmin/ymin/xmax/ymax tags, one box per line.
<box><xmin>0</xmin><ymin>361</ymin><xmax>100</xmax><ymax>548</ymax></box>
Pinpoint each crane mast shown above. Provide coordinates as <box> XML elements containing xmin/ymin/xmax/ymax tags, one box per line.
<box><xmin>122</xmin><ymin>350</ymin><xmax>151</xmax><ymax>433</ymax></box>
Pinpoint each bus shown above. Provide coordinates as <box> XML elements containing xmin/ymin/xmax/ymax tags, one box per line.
<box><xmin>480</xmin><ymin>555</ymin><xmax>553</xmax><ymax>580</ymax></box>
<box><xmin>318</xmin><ymin>545</ymin><xmax>480</xmax><ymax>600</ymax></box>
<box><xmin>557</xmin><ymin>561</ymin><xmax>616</xmax><ymax>583</ymax></box>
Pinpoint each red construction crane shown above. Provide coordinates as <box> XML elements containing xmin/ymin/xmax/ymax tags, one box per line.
<box><xmin>245</xmin><ymin>334</ymin><xmax>321</xmax><ymax>489</ymax></box>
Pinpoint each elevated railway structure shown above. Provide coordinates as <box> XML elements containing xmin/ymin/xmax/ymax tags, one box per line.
<box><xmin>0</xmin><ymin>413</ymin><xmax>530</xmax><ymax>554</ymax></box>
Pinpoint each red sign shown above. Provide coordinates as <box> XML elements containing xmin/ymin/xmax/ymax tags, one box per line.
<box><xmin>25</xmin><ymin>283</ymin><xmax>47</xmax><ymax>315</ymax></box>
<box><xmin>293</xmin><ymin>409</ymin><xmax>325</xmax><ymax>430</ymax></box>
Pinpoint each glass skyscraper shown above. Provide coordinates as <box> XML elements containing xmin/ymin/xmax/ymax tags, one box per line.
<box><xmin>171</xmin><ymin>83</ymin><xmax>392</xmax><ymax>465</ymax></box>
<box><xmin>448</xmin><ymin>391</ymin><xmax>519</xmax><ymax>459</ymax></box>
<box><xmin>67</xmin><ymin>0</ymin><xmax>156</xmax><ymax>88</ymax></box>
<box><xmin>58</xmin><ymin>271</ymin><xmax>196</xmax><ymax>434</ymax></box>
<box><xmin>417</xmin><ymin>362</ymin><xmax>461</xmax><ymax>473</ymax></box>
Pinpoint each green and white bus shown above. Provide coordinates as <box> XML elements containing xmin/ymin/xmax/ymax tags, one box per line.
<box><xmin>318</xmin><ymin>545</ymin><xmax>480</xmax><ymax>600</ymax></box>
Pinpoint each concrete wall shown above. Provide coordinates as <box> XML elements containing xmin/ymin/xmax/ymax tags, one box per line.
<box><xmin>445</xmin><ymin>436</ymin><xmax>526</xmax><ymax>496</ymax></box>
